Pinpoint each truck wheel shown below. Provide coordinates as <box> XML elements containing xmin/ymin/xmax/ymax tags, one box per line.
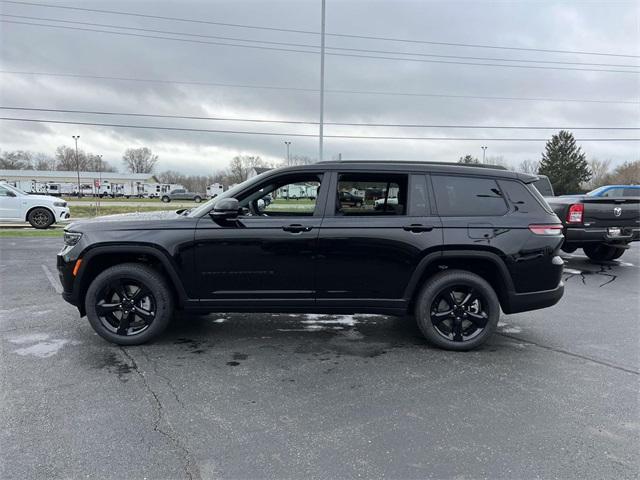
<box><xmin>85</xmin><ymin>263</ymin><xmax>174</xmax><ymax>345</ymax></box>
<box><xmin>194</xmin><ymin>196</ymin><xmax>202</xmax><ymax>203</ymax></box>
<box><xmin>583</xmin><ymin>244</ymin><xmax>619</xmax><ymax>262</ymax></box>
<box><xmin>561</xmin><ymin>245</ymin><xmax>577</xmax><ymax>254</ymax></box>
<box><xmin>611</xmin><ymin>247</ymin><xmax>626</xmax><ymax>260</ymax></box>
<box><xmin>161</xmin><ymin>196</ymin><xmax>170</xmax><ymax>203</ymax></box>
<box><xmin>27</xmin><ymin>207</ymin><xmax>54</xmax><ymax>229</ymax></box>
<box><xmin>414</xmin><ymin>270</ymin><xmax>500</xmax><ymax>351</ymax></box>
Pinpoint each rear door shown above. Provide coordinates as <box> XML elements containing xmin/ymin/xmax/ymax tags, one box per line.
<box><xmin>316</xmin><ymin>171</ymin><xmax>442</xmax><ymax>310</ymax></box>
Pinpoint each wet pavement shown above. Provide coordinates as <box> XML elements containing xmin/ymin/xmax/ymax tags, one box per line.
<box><xmin>1</xmin><ymin>238</ymin><xmax>638</xmax><ymax>479</ymax></box>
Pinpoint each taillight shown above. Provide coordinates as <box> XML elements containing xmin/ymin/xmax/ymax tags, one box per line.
<box><xmin>529</xmin><ymin>224</ymin><xmax>564</xmax><ymax>235</ymax></box>
<box><xmin>567</xmin><ymin>204</ymin><xmax>584</xmax><ymax>223</ymax></box>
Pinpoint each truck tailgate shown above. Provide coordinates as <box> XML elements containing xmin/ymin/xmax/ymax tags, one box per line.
<box><xmin>582</xmin><ymin>197</ymin><xmax>640</xmax><ymax>227</ymax></box>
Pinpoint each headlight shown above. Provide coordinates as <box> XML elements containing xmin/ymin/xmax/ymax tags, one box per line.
<box><xmin>63</xmin><ymin>231</ymin><xmax>82</xmax><ymax>246</ymax></box>
<box><xmin>54</xmin><ymin>201</ymin><xmax>67</xmax><ymax>207</ymax></box>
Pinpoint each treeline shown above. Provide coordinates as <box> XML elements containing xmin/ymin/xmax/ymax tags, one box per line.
<box><xmin>1</xmin><ymin>146</ymin><xmax>117</xmax><ymax>172</ymax></box>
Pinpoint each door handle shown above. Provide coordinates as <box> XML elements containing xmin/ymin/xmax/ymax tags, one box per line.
<box><xmin>402</xmin><ymin>224</ymin><xmax>434</xmax><ymax>233</ymax></box>
<box><xmin>282</xmin><ymin>224</ymin><xmax>313</xmax><ymax>233</ymax></box>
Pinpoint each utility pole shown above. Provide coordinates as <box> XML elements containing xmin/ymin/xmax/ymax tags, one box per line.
<box><xmin>284</xmin><ymin>141</ymin><xmax>291</xmax><ymax>165</ymax></box>
<box><xmin>72</xmin><ymin>135</ymin><xmax>81</xmax><ymax>197</ymax></box>
<box><xmin>481</xmin><ymin>146</ymin><xmax>488</xmax><ymax>164</ymax></box>
<box><xmin>318</xmin><ymin>0</ymin><xmax>326</xmax><ymax>162</ymax></box>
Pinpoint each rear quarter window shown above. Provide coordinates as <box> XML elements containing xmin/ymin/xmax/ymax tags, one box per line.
<box><xmin>432</xmin><ymin>175</ymin><xmax>507</xmax><ymax>216</ymax></box>
<box><xmin>499</xmin><ymin>180</ymin><xmax>550</xmax><ymax>214</ymax></box>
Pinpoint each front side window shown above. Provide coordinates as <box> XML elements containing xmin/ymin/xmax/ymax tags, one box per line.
<box><xmin>433</xmin><ymin>175</ymin><xmax>507</xmax><ymax>216</ymax></box>
<box><xmin>335</xmin><ymin>173</ymin><xmax>408</xmax><ymax>216</ymax></box>
<box><xmin>0</xmin><ymin>185</ymin><xmax>12</xmax><ymax>197</ymax></box>
<box><xmin>238</xmin><ymin>173</ymin><xmax>322</xmax><ymax>216</ymax></box>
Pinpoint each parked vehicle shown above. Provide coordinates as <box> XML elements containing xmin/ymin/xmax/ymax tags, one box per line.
<box><xmin>160</xmin><ymin>188</ymin><xmax>203</xmax><ymax>203</ymax></box>
<box><xmin>531</xmin><ymin>175</ymin><xmax>554</xmax><ymax>197</ymax></box>
<box><xmin>584</xmin><ymin>184</ymin><xmax>640</xmax><ymax>198</ymax></box>
<box><xmin>58</xmin><ymin>161</ymin><xmax>565</xmax><ymax>350</ymax></box>
<box><xmin>338</xmin><ymin>191</ymin><xmax>364</xmax><ymax>207</ymax></box>
<box><xmin>206</xmin><ymin>183</ymin><xmax>225</xmax><ymax>199</ymax></box>
<box><xmin>0</xmin><ymin>182</ymin><xmax>70</xmax><ymax>228</ymax></box>
<box><xmin>545</xmin><ymin>189</ymin><xmax>639</xmax><ymax>261</ymax></box>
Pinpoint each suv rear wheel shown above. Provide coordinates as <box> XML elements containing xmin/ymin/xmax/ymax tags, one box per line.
<box><xmin>85</xmin><ymin>263</ymin><xmax>174</xmax><ymax>345</ymax></box>
<box><xmin>27</xmin><ymin>207</ymin><xmax>54</xmax><ymax>229</ymax></box>
<box><xmin>415</xmin><ymin>270</ymin><xmax>500</xmax><ymax>351</ymax></box>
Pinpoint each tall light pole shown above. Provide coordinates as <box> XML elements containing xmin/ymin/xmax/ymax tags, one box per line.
<box><xmin>72</xmin><ymin>135</ymin><xmax>81</xmax><ymax>197</ymax></box>
<box><xmin>318</xmin><ymin>0</ymin><xmax>326</xmax><ymax>162</ymax></box>
<box><xmin>481</xmin><ymin>146</ymin><xmax>488</xmax><ymax>164</ymax></box>
<box><xmin>284</xmin><ymin>141</ymin><xmax>291</xmax><ymax>165</ymax></box>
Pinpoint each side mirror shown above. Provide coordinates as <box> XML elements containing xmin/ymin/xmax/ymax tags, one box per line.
<box><xmin>6</xmin><ymin>190</ymin><xmax>16</xmax><ymax>197</ymax></box>
<box><xmin>210</xmin><ymin>197</ymin><xmax>239</xmax><ymax>219</ymax></box>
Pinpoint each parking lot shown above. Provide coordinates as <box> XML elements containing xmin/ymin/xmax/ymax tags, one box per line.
<box><xmin>0</xmin><ymin>238</ymin><xmax>638</xmax><ymax>479</ymax></box>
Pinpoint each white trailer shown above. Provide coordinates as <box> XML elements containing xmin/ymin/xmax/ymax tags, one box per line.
<box><xmin>206</xmin><ymin>183</ymin><xmax>225</xmax><ymax>198</ymax></box>
<box><xmin>147</xmin><ymin>183</ymin><xmax>184</xmax><ymax>198</ymax></box>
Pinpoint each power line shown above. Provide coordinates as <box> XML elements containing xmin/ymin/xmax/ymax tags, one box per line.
<box><xmin>3</xmin><ymin>19</ymin><xmax>638</xmax><ymax>75</ymax></box>
<box><xmin>2</xmin><ymin>14</ymin><xmax>638</xmax><ymax>69</ymax></box>
<box><xmin>1</xmin><ymin>117</ymin><xmax>638</xmax><ymax>141</ymax></box>
<box><xmin>3</xmin><ymin>70</ymin><xmax>637</xmax><ymax>105</ymax></box>
<box><xmin>2</xmin><ymin>106</ymin><xmax>638</xmax><ymax>130</ymax></box>
<box><xmin>2</xmin><ymin>0</ymin><xmax>638</xmax><ymax>59</ymax></box>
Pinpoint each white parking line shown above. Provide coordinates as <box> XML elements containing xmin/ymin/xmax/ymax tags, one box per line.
<box><xmin>41</xmin><ymin>264</ymin><xmax>62</xmax><ymax>294</ymax></box>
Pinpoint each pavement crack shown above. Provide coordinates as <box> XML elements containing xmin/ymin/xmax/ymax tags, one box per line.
<box><xmin>563</xmin><ymin>263</ymin><xmax>618</xmax><ymax>287</ymax></box>
<box><xmin>119</xmin><ymin>347</ymin><xmax>198</xmax><ymax>480</ymax></box>
<box><xmin>497</xmin><ymin>332</ymin><xmax>639</xmax><ymax>375</ymax></box>
<box><xmin>138</xmin><ymin>347</ymin><xmax>185</xmax><ymax>408</ymax></box>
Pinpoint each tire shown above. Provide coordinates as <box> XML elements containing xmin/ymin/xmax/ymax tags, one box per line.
<box><xmin>27</xmin><ymin>207</ymin><xmax>54</xmax><ymax>229</ymax></box>
<box><xmin>414</xmin><ymin>270</ymin><xmax>500</xmax><ymax>351</ymax></box>
<box><xmin>611</xmin><ymin>247</ymin><xmax>626</xmax><ymax>260</ymax></box>
<box><xmin>161</xmin><ymin>196</ymin><xmax>171</xmax><ymax>203</ymax></box>
<box><xmin>561</xmin><ymin>245</ymin><xmax>577</xmax><ymax>254</ymax></box>
<box><xmin>85</xmin><ymin>263</ymin><xmax>174</xmax><ymax>345</ymax></box>
<box><xmin>355</xmin><ymin>201</ymin><xmax>362</xmax><ymax>208</ymax></box>
<box><xmin>583</xmin><ymin>244</ymin><xmax>619</xmax><ymax>262</ymax></box>
<box><xmin>194</xmin><ymin>196</ymin><xmax>202</xmax><ymax>203</ymax></box>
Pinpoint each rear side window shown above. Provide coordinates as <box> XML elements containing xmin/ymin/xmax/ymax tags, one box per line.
<box><xmin>500</xmin><ymin>180</ymin><xmax>549</xmax><ymax>214</ymax></box>
<box><xmin>624</xmin><ymin>188</ymin><xmax>639</xmax><ymax>197</ymax></box>
<box><xmin>433</xmin><ymin>175</ymin><xmax>507</xmax><ymax>216</ymax></box>
<box><xmin>336</xmin><ymin>173</ymin><xmax>408</xmax><ymax>215</ymax></box>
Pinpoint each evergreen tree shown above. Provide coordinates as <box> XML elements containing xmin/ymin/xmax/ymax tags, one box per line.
<box><xmin>458</xmin><ymin>154</ymin><xmax>480</xmax><ymax>164</ymax></box>
<box><xmin>538</xmin><ymin>130</ymin><xmax>591</xmax><ymax>195</ymax></box>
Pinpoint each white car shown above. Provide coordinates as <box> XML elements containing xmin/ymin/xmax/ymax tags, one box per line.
<box><xmin>374</xmin><ymin>196</ymin><xmax>399</xmax><ymax>210</ymax></box>
<box><xmin>0</xmin><ymin>183</ymin><xmax>71</xmax><ymax>228</ymax></box>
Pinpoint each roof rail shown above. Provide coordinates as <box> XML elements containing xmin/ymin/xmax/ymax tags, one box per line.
<box><xmin>316</xmin><ymin>160</ymin><xmax>508</xmax><ymax>170</ymax></box>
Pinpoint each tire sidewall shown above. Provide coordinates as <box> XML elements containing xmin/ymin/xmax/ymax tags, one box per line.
<box><xmin>161</xmin><ymin>196</ymin><xmax>170</xmax><ymax>203</ymax></box>
<box><xmin>85</xmin><ymin>264</ymin><xmax>174</xmax><ymax>345</ymax></box>
<box><xmin>415</xmin><ymin>270</ymin><xmax>500</xmax><ymax>351</ymax></box>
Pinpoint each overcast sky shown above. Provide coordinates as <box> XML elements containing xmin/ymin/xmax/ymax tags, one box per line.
<box><xmin>0</xmin><ymin>0</ymin><xmax>638</xmax><ymax>175</ymax></box>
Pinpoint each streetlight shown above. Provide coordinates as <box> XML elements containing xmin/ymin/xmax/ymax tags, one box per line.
<box><xmin>481</xmin><ymin>146</ymin><xmax>488</xmax><ymax>164</ymax></box>
<box><xmin>284</xmin><ymin>141</ymin><xmax>291</xmax><ymax>165</ymax></box>
<box><xmin>72</xmin><ymin>135</ymin><xmax>81</xmax><ymax>197</ymax></box>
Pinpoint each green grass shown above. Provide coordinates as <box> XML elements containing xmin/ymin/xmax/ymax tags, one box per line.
<box><xmin>62</xmin><ymin>196</ymin><xmax>168</xmax><ymax>203</ymax></box>
<box><xmin>71</xmin><ymin>205</ymin><xmax>175</xmax><ymax>217</ymax></box>
<box><xmin>271</xmin><ymin>198</ymin><xmax>315</xmax><ymax>205</ymax></box>
<box><xmin>0</xmin><ymin>228</ymin><xmax>64</xmax><ymax>238</ymax></box>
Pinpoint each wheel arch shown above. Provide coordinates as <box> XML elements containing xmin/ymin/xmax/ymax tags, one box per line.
<box><xmin>73</xmin><ymin>245</ymin><xmax>188</xmax><ymax>316</ymax></box>
<box><xmin>25</xmin><ymin>205</ymin><xmax>55</xmax><ymax>223</ymax></box>
<box><xmin>405</xmin><ymin>249</ymin><xmax>514</xmax><ymax>312</ymax></box>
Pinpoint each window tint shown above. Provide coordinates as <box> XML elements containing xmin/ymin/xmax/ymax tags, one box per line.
<box><xmin>409</xmin><ymin>174</ymin><xmax>429</xmax><ymax>216</ymax></box>
<box><xmin>601</xmin><ymin>188</ymin><xmax>624</xmax><ymax>197</ymax></box>
<box><xmin>238</xmin><ymin>174</ymin><xmax>322</xmax><ymax>216</ymax></box>
<box><xmin>433</xmin><ymin>175</ymin><xmax>507</xmax><ymax>216</ymax></box>
<box><xmin>336</xmin><ymin>173</ymin><xmax>408</xmax><ymax>215</ymax></box>
<box><xmin>500</xmin><ymin>180</ymin><xmax>546</xmax><ymax>214</ymax></box>
<box><xmin>623</xmin><ymin>188</ymin><xmax>639</xmax><ymax>197</ymax></box>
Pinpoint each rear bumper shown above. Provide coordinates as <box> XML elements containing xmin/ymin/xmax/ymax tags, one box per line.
<box><xmin>502</xmin><ymin>282</ymin><xmax>564</xmax><ymax>314</ymax></box>
<box><xmin>564</xmin><ymin>227</ymin><xmax>639</xmax><ymax>245</ymax></box>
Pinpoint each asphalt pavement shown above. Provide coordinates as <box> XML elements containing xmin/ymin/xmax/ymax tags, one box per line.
<box><xmin>0</xmin><ymin>238</ymin><xmax>638</xmax><ymax>479</ymax></box>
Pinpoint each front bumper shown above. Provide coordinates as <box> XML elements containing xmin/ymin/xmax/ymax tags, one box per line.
<box><xmin>54</xmin><ymin>207</ymin><xmax>71</xmax><ymax>222</ymax></box>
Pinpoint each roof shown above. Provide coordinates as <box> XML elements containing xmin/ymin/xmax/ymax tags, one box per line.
<box><xmin>270</xmin><ymin>160</ymin><xmax>533</xmax><ymax>181</ymax></box>
<box><xmin>0</xmin><ymin>169</ymin><xmax>158</xmax><ymax>182</ymax></box>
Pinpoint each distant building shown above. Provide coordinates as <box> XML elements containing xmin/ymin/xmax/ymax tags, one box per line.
<box><xmin>247</xmin><ymin>167</ymin><xmax>272</xmax><ymax>179</ymax></box>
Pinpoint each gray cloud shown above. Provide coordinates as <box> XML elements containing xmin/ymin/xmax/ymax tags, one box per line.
<box><xmin>0</xmin><ymin>0</ymin><xmax>638</xmax><ymax>174</ymax></box>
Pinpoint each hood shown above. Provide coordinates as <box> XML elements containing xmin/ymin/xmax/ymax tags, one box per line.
<box><xmin>66</xmin><ymin>209</ymin><xmax>193</xmax><ymax>232</ymax></box>
<box><xmin>25</xmin><ymin>194</ymin><xmax>64</xmax><ymax>203</ymax></box>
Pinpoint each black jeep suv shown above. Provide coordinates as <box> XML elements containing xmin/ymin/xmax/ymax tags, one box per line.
<box><xmin>58</xmin><ymin>161</ymin><xmax>565</xmax><ymax>351</ymax></box>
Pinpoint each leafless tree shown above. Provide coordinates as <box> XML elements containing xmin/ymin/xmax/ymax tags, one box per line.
<box><xmin>609</xmin><ymin>160</ymin><xmax>640</xmax><ymax>184</ymax></box>
<box><xmin>586</xmin><ymin>158</ymin><xmax>612</xmax><ymax>188</ymax></box>
<box><xmin>0</xmin><ymin>150</ymin><xmax>32</xmax><ymax>169</ymax></box>
<box><xmin>122</xmin><ymin>147</ymin><xmax>158</xmax><ymax>173</ymax></box>
<box><xmin>226</xmin><ymin>155</ymin><xmax>265</xmax><ymax>184</ymax></box>
<box><xmin>517</xmin><ymin>159</ymin><xmax>540</xmax><ymax>174</ymax></box>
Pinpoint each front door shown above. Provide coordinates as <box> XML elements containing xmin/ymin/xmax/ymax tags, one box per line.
<box><xmin>194</xmin><ymin>172</ymin><xmax>327</xmax><ymax>307</ymax></box>
<box><xmin>0</xmin><ymin>185</ymin><xmax>20</xmax><ymax>220</ymax></box>
<box><xmin>316</xmin><ymin>172</ymin><xmax>443</xmax><ymax>310</ymax></box>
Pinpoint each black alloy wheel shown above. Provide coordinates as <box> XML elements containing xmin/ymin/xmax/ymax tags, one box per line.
<box><xmin>96</xmin><ymin>279</ymin><xmax>156</xmax><ymax>337</ymax></box>
<box><xmin>430</xmin><ymin>285</ymin><xmax>489</xmax><ymax>342</ymax></box>
<box><xmin>27</xmin><ymin>207</ymin><xmax>54</xmax><ymax>229</ymax></box>
<box><xmin>415</xmin><ymin>270</ymin><xmax>500</xmax><ymax>351</ymax></box>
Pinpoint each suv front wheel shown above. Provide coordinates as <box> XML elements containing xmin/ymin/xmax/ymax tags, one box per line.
<box><xmin>415</xmin><ymin>270</ymin><xmax>500</xmax><ymax>351</ymax></box>
<box><xmin>85</xmin><ymin>263</ymin><xmax>174</xmax><ymax>345</ymax></box>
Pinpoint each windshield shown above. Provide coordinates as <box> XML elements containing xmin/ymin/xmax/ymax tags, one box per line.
<box><xmin>2</xmin><ymin>183</ymin><xmax>28</xmax><ymax>195</ymax></box>
<box><xmin>186</xmin><ymin>170</ymin><xmax>276</xmax><ymax>217</ymax></box>
<box><xmin>586</xmin><ymin>186</ymin><xmax>608</xmax><ymax>196</ymax></box>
